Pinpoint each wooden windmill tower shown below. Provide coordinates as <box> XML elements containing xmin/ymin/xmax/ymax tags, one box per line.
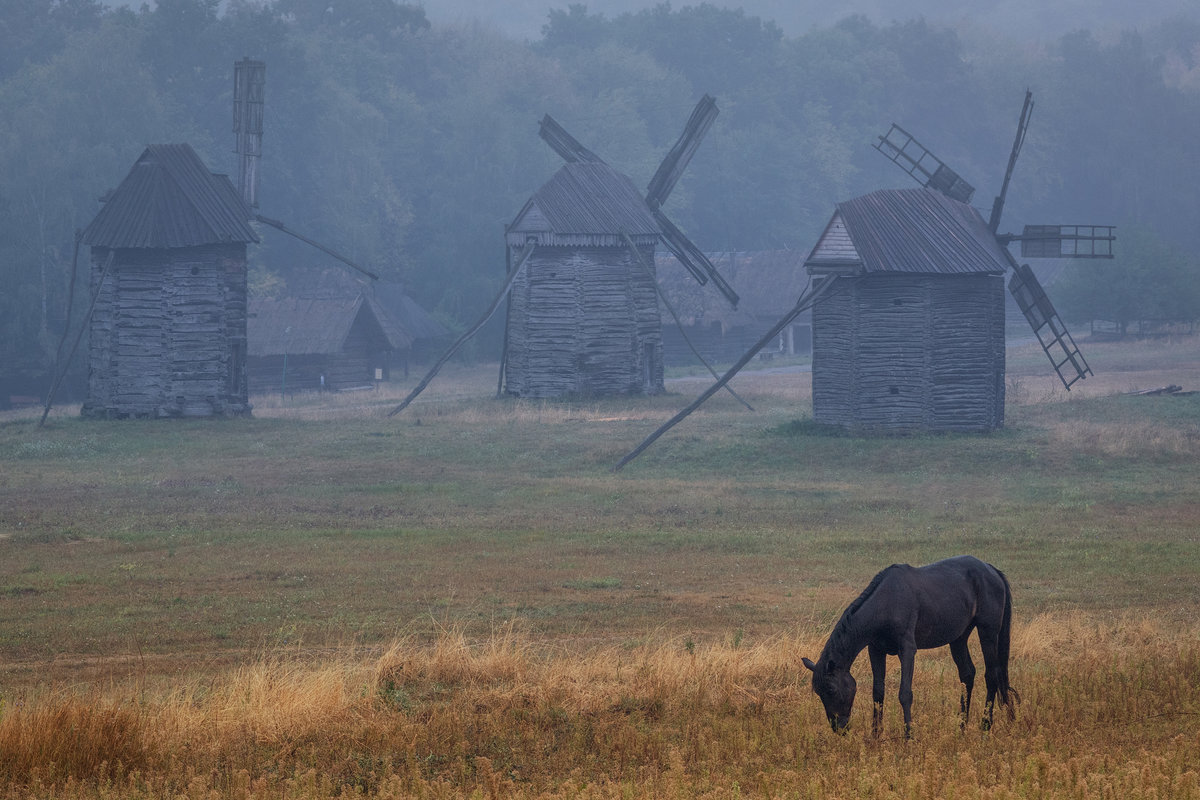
<box><xmin>804</xmin><ymin>91</ymin><xmax>1114</xmax><ymax>432</ymax></box>
<box><xmin>71</xmin><ymin>58</ymin><xmax>391</xmax><ymax>420</ymax></box>
<box><xmin>501</xmin><ymin>96</ymin><xmax>739</xmax><ymax>398</ymax></box>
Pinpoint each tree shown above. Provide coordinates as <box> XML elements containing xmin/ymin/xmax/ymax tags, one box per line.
<box><xmin>1057</xmin><ymin>225</ymin><xmax>1200</xmax><ymax>331</ymax></box>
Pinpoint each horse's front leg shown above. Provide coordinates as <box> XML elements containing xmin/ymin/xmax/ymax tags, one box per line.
<box><xmin>898</xmin><ymin>640</ymin><xmax>916</xmax><ymax>739</ymax></box>
<box><xmin>868</xmin><ymin>644</ymin><xmax>887</xmax><ymax>737</ymax></box>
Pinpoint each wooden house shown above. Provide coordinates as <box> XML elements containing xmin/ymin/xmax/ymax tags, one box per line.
<box><xmin>247</xmin><ymin>293</ymin><xmax>412</xmax><ymax>393</ymax></box>
<box><xmin>804</xmin><ymin>187</ymin><xmax>1010</xmax><ymax>432</ymax></box>
<box><xmin>503</xmin><ymin>161</ymin><xmax>665</xmax><ymax>398</ymax></box>
<box><xmin>80</xmin><ymin>144</ymin><xmax>258</xmax><ymax>418</ymax></box>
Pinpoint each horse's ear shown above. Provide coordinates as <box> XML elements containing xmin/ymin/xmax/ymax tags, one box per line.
<box><xmin>802</xmin><ymin>657</ymin><xmax>817</xmax><ymax>672</ymax></box>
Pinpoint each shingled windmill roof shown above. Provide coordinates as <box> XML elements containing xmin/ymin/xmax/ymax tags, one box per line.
<box><xmin>806</xmin><ymin>187</ymin><xmax>1011</xmax><ymax>276</ymax></box>
<box><xmin>507</xmin><ymin>161</ymin><xmax>660</xmax><ymax>245</ymax></box>
<box><xmin>82</xmin><ymin>143</ymin><xmax>259</xmax><ymax>249</ymax></box>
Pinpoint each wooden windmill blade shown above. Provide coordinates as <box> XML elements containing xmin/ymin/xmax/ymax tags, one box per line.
<box><xmin>1008</xmin><ymin>263</ymin><xmax>1092</xmax><ymax>388</ymax></box>
<box><xmin>874</xmin><ymin>123</ymin><xmax>975</xmax><ymax>203</ymax></box>
<box><xmin>645</xmin><ymin>94</ymin><xmax>719</xmax><ymax>209</ymax></box>
<box><xmin>538</xmin><ymin>115</ymin><xmax>605</xmax><ymax>164</ymax></box>
<box><xmin>988</xmin><ymin>90</ymin><xmax>1033</xmax><ymax>233</ymax></box>
<box><xmin>1004</xmin><ymin>224</ymin><xmax>1112</xmax><ymax>389</ymax></box>
<box><xmin>653</xmin><ymin>208</ymin><xmax>739</xmax><ymax>308</ymax></box>
<box><xmin>1017</xmin><ymin>225</ymin><xmax>1116</xmax><ymax>258</ymax></box>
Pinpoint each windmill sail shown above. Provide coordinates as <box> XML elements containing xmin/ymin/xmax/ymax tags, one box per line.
<box><xmin>988</xmin><ymin>90</ymin><xmax>1033</xmax><ymax>233</ymax></box>
<box><xmin>1008</xmin><ymin>263</ymin><xmax>1092</xmax><ymax>389</ymax></box>
<box><xmin>645</xmin><ymin>95</ymin><xmax>719</xmax><ymax>209</ymax></box>
<box><xmin>233</xmin><ymin>58</ymin><xmax>265</xmax><ymax>208</ymax></box>
<box><xmin>538</xmin><ymin>115</ymin><xmax>605</xmax><ymax>164</ymax></box>
<box><xmin>653</xmin><ymin>209</ymin><xmax>739</xmax><ymax>307</ymax></box>
<box><xmin>1018</xmin><ymin>225</ymin><xmax>1115</xmax><ymax>259</ymax></box>
<box><xmin>875</xmin><ymin>123</ymin><xmax>975</xmax><ymax>203</ymax></box>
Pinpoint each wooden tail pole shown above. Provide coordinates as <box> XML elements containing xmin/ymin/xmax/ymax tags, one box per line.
<box><xmin>613</xmin><ymin>277</ymin><xmax>836</xmax><ymax>472</ymax></box>
<box><xmin>255</xmin><ymin>214</ymin><xmax>380</xmax><ymax>281</ymax></box>
<box><xmin>388</xmin><ymin>242</ymin><xmax>537</xmax><ymax>417</ymax></box>
<box><xmin>620</xmin><ymin>231</ymin><xmax>753</xmax><ymax>412</ymax></box>
<box><xmin>39</xmin><ymin>249</ymin><xmax>115</xmax><ymax>427</ymax></box>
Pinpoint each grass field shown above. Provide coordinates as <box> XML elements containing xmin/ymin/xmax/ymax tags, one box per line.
<box><xmin>1</xmin><ymin>336</ymin><xmax>1199</xmax><ymax>798</ymax></box>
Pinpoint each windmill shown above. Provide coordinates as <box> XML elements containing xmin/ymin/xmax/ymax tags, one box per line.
<box><xmin>874</xmin><ymin>90</ymin><xmax>1115</xmax><ymax>390</ymax></box>
<box><xmin>40</xmin><ymin>58</ymin><xmax>400</xmax><ymax>422</ymax></box>
<box><xmin>390</xmin><ymin>95</ymin><xmax>741</xmax><ymax>414</ymax></box>
<box><xmin>614</xmin><ymin>92</ymin><xmax>1114</xmax><ymax>466</ymax></box>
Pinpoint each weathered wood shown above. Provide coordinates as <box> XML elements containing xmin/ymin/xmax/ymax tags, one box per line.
<box><xmin>82</xmin><ymin>244</ymin><xmax>250</xmax><ymax>419</ymax></box>
<box><xmin>811</xmin><ymin>273</ymin><xmax>1005</xmax><ymax>432</ymax></box>
<box><xmin>504</xmin><ymin>243</ymin><xmax>663</xmax><ymax>398</ymax></box>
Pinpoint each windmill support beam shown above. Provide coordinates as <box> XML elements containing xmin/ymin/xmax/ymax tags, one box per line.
<box><xmin>614</xmin><ymin>276</ymin><xmax>837</xmax><ymax>472</ymax></box>
<box><xmin>388</xmin><ymin>242</ymin><xmax>537</xmax><ymax>417</ymax></box>
<box><xmin>39</xmin><ymin>248</ymin><xmax>114</xmax><ymax>427</ymax></box>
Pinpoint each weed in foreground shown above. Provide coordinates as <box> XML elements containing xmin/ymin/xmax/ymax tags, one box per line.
<box><xmin>1</xmin><ymin>616</ymin><xmax>1198</xmax><ymax>799</ymax></box>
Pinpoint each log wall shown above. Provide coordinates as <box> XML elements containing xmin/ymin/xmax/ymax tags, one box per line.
<box><xmin>505</xmin><ymin>245</ymin><xmax>663</xmax><ymax>398</ymax></box>
<box><xmin>812</xmin><ymin>273</ymin><xmax>1004</xmax><ymax>432</ymax></box>
<box><xmin>83</xmin><ymin>245</ymin><xmax>250</xmax><ymax>418</ymax></box>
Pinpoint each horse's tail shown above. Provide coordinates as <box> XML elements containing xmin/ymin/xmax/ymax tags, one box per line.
<box><xmin>996</xmin><ymin>566</ymin><xmax>1020</xmax><ymax>718</ymax></box>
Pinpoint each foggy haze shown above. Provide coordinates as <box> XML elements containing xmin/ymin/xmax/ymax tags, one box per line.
<box><xmin>421</xmin><ymin>0</ymin><xmax>1198</xmax><ymax>41</ymax></box>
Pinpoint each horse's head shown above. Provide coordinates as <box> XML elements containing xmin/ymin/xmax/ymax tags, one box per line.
<box><xmin>802</xmin><ymin>656</ymin><xmax>856</xmax><ymax>733</ymax></box>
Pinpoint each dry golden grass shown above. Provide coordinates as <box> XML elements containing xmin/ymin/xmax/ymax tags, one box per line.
<box><xmin>2</xmin><ymin>617</ymin><xmax>1198</xmax><ymax>799</ymax></box>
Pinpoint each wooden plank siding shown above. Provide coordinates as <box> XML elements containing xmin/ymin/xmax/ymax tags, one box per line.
<box><xmin>83</xmin><ymin>244</ymin><xmax>250</xmax><ymax>418</ymax></box>
<box><xmin>811</xmin><ymin>273</ymin><xmax>1005</xmax><ymax>432</ymax></box>
<box><xmin>504</xmin><ymin>245</ymin><xmax>663</xmax><ymax>398</ymax></box>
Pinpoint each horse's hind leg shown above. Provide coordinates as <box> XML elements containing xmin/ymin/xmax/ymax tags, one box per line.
<box><xmin>977</xmin><ymin>625</ymin><xmax>1002</xmax><ymax>730</ymax></box>
<box><xmin>949</xmin><ymin>634</ymin><xmax>975</xmax><ymax>729</ymax></box>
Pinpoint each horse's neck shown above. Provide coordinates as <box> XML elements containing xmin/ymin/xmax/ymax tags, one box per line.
<box><xmin>824</xmin><ymin>610</ymin><xmax>871</xmax><ymax>667</ymax></box>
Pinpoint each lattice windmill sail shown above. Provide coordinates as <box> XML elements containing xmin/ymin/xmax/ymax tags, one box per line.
<box><xmin>875</xmin><ymin>90</ymin><xmax>1114</xmax><ymax>389</ymax></box>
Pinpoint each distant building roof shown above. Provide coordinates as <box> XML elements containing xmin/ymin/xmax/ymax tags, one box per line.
<box><xmin>82</xmin><ymin>143</ymin><xmax>258</xmax><ymax>249</ymax></box>
<box><xmin>508</xmin><ymin>161</ymin><xmax>660</xmax><ymax>240</ymax></box>
<box><xmin>657</xmin><ymin>249</ymin><xmax>810</xmax><ymax>329</ymax></box>
<box><xmin>278</xmin><ymin>267</ymin><xmax>450</xmax><ymax>343</ymax></box>
<box><xmin>248</xmin><ymin>294</ymin><xmax>411</xmax><ymax>357</ymax></box>
<box><xmin>806</xmin><ymin>187</ymin><xmax>1011</xmax><ymax>276</ymax></box>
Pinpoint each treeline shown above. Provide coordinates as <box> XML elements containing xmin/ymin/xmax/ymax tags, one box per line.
<box><xmin>3</xmin><ymin>0</ymin><xmax>1200</xmax><ymax>394</ymax></box>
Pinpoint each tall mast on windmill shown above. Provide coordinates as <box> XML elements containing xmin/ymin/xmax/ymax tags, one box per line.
<box><xmin>233</xmin><ymin>58</ymin><xmax>265</xmax><ymax>209</ymax></box>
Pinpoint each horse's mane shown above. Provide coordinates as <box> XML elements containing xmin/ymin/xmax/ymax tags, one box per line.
<box><xmin>821</xmin><ymin>564</ymin><xmax>898</xmax><ymax>662</ymax></box>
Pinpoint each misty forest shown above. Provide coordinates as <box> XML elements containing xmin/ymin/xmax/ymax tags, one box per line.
<box><xmin>4</xmin><ymin>0</ymin><xmax>1200</xmax><ymax>398</ymax></box>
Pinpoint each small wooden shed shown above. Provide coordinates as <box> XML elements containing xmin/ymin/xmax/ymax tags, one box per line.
<box><xmin>247</xmin><ymin>294</ymin><xmax>412</xmax><ymax>393</ymax></box>
<box><xmin>804</xmin><ymin>187</ymin><xmax>1010</xmax><ymax>432</ymax></box>
<box><xmin>80</xmin><ymin>144</ymin><xmax>258</xmax><ymax>418</ymax></box>
<box><xmin>503</xmin><ymin>161</ymin><xmax>664</xmax><ymax>398</ymax></box>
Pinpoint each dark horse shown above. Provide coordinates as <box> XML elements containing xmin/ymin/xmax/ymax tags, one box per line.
<box><xmin>802</xmin><ymin>555</ymin><xmax>1018</xmax><ymax>737</ymax></box>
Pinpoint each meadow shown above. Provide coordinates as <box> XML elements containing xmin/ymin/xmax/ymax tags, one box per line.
<box><xmin>1</xmin><ymin>337</ymin><xmax>1198</xmax><ymax>798</ymax></box>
